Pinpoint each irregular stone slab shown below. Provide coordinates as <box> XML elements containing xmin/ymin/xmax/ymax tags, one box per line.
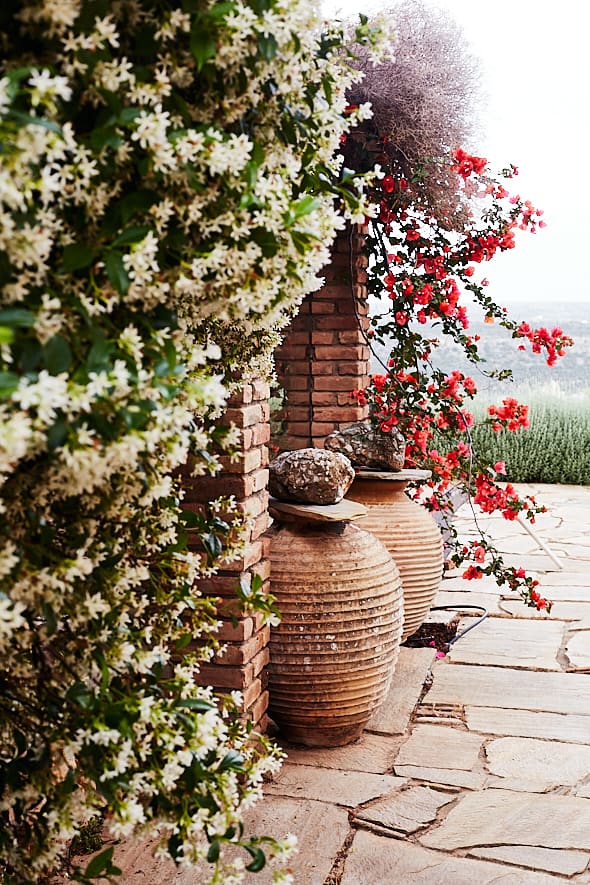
<box><xmin>535</xmin><ymin>585</ymin><xmax>590</xmax><ymax>602</ymax></box>
<box><xmin>469</xmin><ymin>845</ymin><xmax>590</xmax><ymax>876</ymax></box>
<box><xmin>565</xmin><ymin>631</ymin><xmax>590</xmax><ymax>670</ymax></box>
<box><xmin>324</xmin><ymin>422</ymin><xmax>405</xmax><ymax>470</ymax></box>
<box><xmin>283</xmin><ymin>731</ymin><xmax>403</xmax><ymax>775</ymax></box>
<box><xmin>264</xmin><ymin>763</ymin><xmax>404</xmax><ymax>807</ymax></box>
<box><xmin>531</xmin><ymin>569</ymin><xmax>590</xmax><ymax>585</ymax></box>
<box><xmin>493</xmin><ymin>534</ymin><xmax>549</xmax><ymax>555</ymax></box>
<box><xmin>485</xmin><ymin>736</ymin><xmax>590</xmax><ymax>788</ymax></box>
<box><xmin>426</xmin><ymin>664</ymin><xmax>590</xmax><ymax>715</ymax></box>
<box><xmin>392</xmin><ymin>764</ymin><xmax>486</xmax><ymax>790</ymax></box>
<box><xmin>341</xmin><ymin>831</ymin><xmax>559</xmax><ymax>884</ymax></box>
<box><xmin>268</xmin><ymin>496</ymin><xmax>367</xmax><ymax>524</ymax></box>
<box><xmin>500</xmin><ymin>599</ymin><xmax>590</xmax><ymax>626</ymax></box>
<box><xmin>493</xmin><ymin>553</ymin><xmax>565</xmax><ymax>572</ymax></box>
<box><xmin>240</xmin><ymin>796</ymin><xmax>350</xmax><ymax>885</ymax></box>
<box><xmin>394</xmin><ymin>724</ymin><xmax>482</xmax><ymax>771</ymax></box>
<box><xmin>366</xmin><ymin>647</ymin><xmax>436</xmax><ymax>735</ymax></box>
<box><xmin>269</xmin><ymin>448</ymin><xmax>354</xmax><ymax>504</ymax></box>
<box><xmin>435</xmin><ymin>589</ymin><xmax>505</xmax><ymax>615</ymax></box>
<box><xmin>90</xmin><ymin>797</ymin><xmax>349</xmax><ymax>885</ymax></box>
<box><xmin>466</xmin><ymin>706</ymin><xmax>590</xmax><ymax>744</ymax></box>
<box><xmin>421</xmin><ymin>789</ymin><xmax>590</xmax><ymax>852</ymax></box>
<box><xmin>354</xmin><ymin>785</ymin><xmax>456</xmax><ymax>834</ymax></box>
<box><xmin>447</xmin><ymin>617</ymin><xmax>563</xmax><ymax>671</ymax></box>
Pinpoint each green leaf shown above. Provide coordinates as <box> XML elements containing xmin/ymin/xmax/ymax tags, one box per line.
<box><xmin>47</xmin><ymin>417</ymin><xmax>68</xmax><ymax>450</ymax></box>
<box><xmin>104</xmin><ymin>251</ymin><xmax>130</xmax><ymax>294</ymax></box>
<box><xmin>0</xmin><ymin>308</ymin><xmax>36</xmax><ymax>328</ymax></box>
<box><xmin>0</xmin><ymin>372</ymin><xmax>19</xmax><ymax>397</ymax></box>
<box><xmin>190</xmin><ymin>27</ymin><xmax>217</xmax><ymax>71</ymax></box>
<box><xmin>176</xmin><ymin>698</ymin><xmax>215</xmax><ymax>712</ymax></box>
<box><xmin>251</xmin><ymin>227</ymin><xmax>279</xmax><ymax>258</ymax></box>
<box><xmin>180</xmin><ymin>508</ymin><xmax>202</xmax><ymax>528</ymax></box>
<box><xmin>8</xmin><ymin>109</ymin><xmax>62</xmax><ymax>134</ymax></box>
<box><xmin>290</xmin><ymin>229</ymin><xmax>314</xmax><ymax>254</ymax></box>
<box><xmin>118</xmin><ymin>107</ymin><xmax>141</xmax><ymax>124</ymax></box>
<box><xmin>43</xmin><ymin>335</ymin><xmax>72</xmax><ymax>373</ymax></box>
<box><xmin>119</xmin><ymin>190</ymin><xmax>159</xmax><ymax>224</ymax></box>
<box><xmin>0</xmin><ymin>325</ymin><xmax>14</xmax><ymax>344</ymax></box>
<box><xmin>257</xmin><ymin>33</ymin><xmax>278</xmax><ymax>61</ymax></box>
<box><xmin>248</xmin><ymin>0</ymin><xmax>272</xmax><ymax>14</ymax></box>
<box><xmin>245</xmin><ymin>159</ymin><xmax>258</xmax><ymax>190</ymax></box>
<box><xmin>87</xmin><ymin>335</ymin><xmax>113</xmax><ymax>372</ymax></box>
<box><xmin>84</xmin><ymin>847</ymin><xmax>116</xmax><ymax>878</ymax></box>
<box><xmin>218</xmin><ymin>749</ymin><xmax>245</xmax><ymax>772</ymax></box>
<box><xmin>62</xmin><ymin>243</ymin><xmax>94</xmax><ymax>272</ymax></box>
<box><xmin>66</xmin><ymin>681</ymin><xmax>94</xmax><ymax>709</ymax></box>
<box><xmin>207</xmin><ymin>840</ymin><xmax>220</xmax><ymax>863</ymax></box>
<box><xmin>245</xmin><ymin>846</ymin><xmax>266</xmax><ymax>873</ymax></box>
<box><xmin>112</xmin><ymin>225</ymin><xmax>151</xmax><ymax>247</ymax></box>
<box><xmin>174</xmin><ymin>632</ymin><xmax>193</xmax><ymax>651</ymax></box>
<box><xmin>291</xmin><ymin>195</ymin><xmax>322</xmax><ymax>219</ymax></box>
<box><xmin>89</xmin><ymin>126</ymin><xmax>122</xmax><ymax>151</ymax></box>
<box><xmin>202</xmin><ymin>532</ymin><xmax>222</xmax><ymax>559</ymax></box>
<box><xmin>250</xmin><ymin>573</ymin><xmax>263</xmax><ymax>594</ymax></box>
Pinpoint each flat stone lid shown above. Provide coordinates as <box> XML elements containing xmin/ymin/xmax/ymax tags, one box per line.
<box><xmin>353</xmin><ymin>468</ymin><xmax>431</xmax><ymax>481</ymax></box>
<box><xmin>268</xmin><ymin>497</ymin><xmax>368</xmax><ymax>524</ymax></box>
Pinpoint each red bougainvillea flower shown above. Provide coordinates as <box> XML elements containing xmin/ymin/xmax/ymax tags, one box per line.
<box><xmin>451</xmin><ymin>147</ymin><xmax>487</xmax><ymax>179</ymax></box>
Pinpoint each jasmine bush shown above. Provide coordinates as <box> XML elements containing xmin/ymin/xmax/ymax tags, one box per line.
<box><xmin>0</xmin><ymin>1</ymin><xmax>387</xmax><ymax>881</ymax></box>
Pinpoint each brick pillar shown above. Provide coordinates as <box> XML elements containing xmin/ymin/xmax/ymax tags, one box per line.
<box><xmin>181</xmin><ymin>379</ymin><xmax>272</xmax><ymax>731</ymax></box>
<box><xmin>275</xmin><ymin>226</ymin><xmax>370</xmax><ymax>450</ymax></box>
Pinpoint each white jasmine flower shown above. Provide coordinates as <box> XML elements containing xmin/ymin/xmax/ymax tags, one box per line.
<box><xmin>29</xmin><ymin>68</ymin><xmax>72</xmax><ymax>104</ymax></box>
<box><xmin>0</xmin><ymin>77</ymin><xmax>11</xmax><ymax>115</ymax></box>
<box><xmin>13</xmin><ymin>371</ymin><xmax>69</xmax><ymax>424</ymax></box>
<box><xmin>93</xmin><ymin>15</ymin><xmax>119</xmax><ymax>48</ymax></box>
<box><xmin>122</xmin><ymin>231</ymin><xmax>160</xmax><ymax>285</ymax></box>
<box><xmin>110</xmin><ymin>799</ymin><xmax>146</xmax><ymax>837</ymax></box>
<box><xmin>0</xmin><ymin>596</ymin><xmax>27</xmax><ymax>637</ymax></box>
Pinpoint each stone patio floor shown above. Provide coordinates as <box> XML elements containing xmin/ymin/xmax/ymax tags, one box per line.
<box><xmin>104</xmin><ymin>483</ymin><xmax>590</xmax><ymax>884</ymax></box>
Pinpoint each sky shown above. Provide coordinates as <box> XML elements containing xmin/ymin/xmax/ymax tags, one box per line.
<box><xmin>322</xmin><ymin>0</ymin><xmax>590</xmax><ymax>308</ymax></box>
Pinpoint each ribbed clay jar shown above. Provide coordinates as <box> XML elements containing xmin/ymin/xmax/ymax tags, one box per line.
<box><xmin>347</xmin><ymin>470</ymin><xmax>444</xmax><ymax>641</ymax></box>
<box><xmin>268</xmin><ymin>521</ymin><xmax>404</xmax><ymax>747</ymax></box>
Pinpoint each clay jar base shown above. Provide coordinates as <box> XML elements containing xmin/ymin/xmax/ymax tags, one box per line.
<box><xmin>268</xmin><ymin>519</ymin><xmax>404</xmax><ymax>748</ymax></box>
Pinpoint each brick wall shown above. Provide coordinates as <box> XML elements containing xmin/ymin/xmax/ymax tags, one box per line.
<box><xmin>275</xmin><ymin>226</ymin><xmax>370</xmax><ymax>449</ymax></box>
<box><xmin>181</xmin><ymin>379</ymin><xmax>272</xmax><ymax>731</ymax></box>
<box><xmin>180</xmin><ymin>230</ymin><xmax>369</xmax><ymax>729</ymax></box>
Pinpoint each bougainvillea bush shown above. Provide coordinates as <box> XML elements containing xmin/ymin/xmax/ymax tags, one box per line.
<box><xmin>0</xmin><ymin>0</ymin><xmax>385</xmax><ymax>881</ymax></box>
<box><xmin>352</xmin><ymin>150</ymin><xmax>573</xmax><ymax>611</ymax></box>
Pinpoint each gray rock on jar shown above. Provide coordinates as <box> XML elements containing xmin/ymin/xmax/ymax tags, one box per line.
<box><xmin>269</xmin><ymin>448</ymin><xmax>355</xmax><ymax>504</ymax></box>
<box><xmin>324</xmin><ymin>421</ymin><xmax>405</xmax><ymax>471</ymax></box>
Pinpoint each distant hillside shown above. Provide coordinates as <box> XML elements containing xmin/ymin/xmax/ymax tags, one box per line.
<box><xmin>370</xmin><ymin>300</ymin><xmax>589</xmax><ymax>394</ymax></box>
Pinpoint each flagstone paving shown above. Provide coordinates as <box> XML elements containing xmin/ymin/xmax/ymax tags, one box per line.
<box><xmin>95</xmin><ymin>485</ymin><xmax>590</xmax><ymax>882</ymax></box>
<box><xmin>446</xmin><ymin>616</ymin><xmax>565</xmax><ymax>670</ymax></box>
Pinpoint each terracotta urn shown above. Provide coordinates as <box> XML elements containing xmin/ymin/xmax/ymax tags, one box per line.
<box><xmin>267</xmin><ymin>498</ymin><xmax>404</xmax><ymax>747</ymax></box>
<box><xmin>347</xmin><ymin>469</ymin><xmax>444</xmax><ymax>641</ymax></box>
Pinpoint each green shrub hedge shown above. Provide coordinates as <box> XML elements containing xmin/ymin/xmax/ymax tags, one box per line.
<box><xmin>469</xmin><ymin>387</ymin><xmax>590</xmax><ymax>484</ymax></box>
